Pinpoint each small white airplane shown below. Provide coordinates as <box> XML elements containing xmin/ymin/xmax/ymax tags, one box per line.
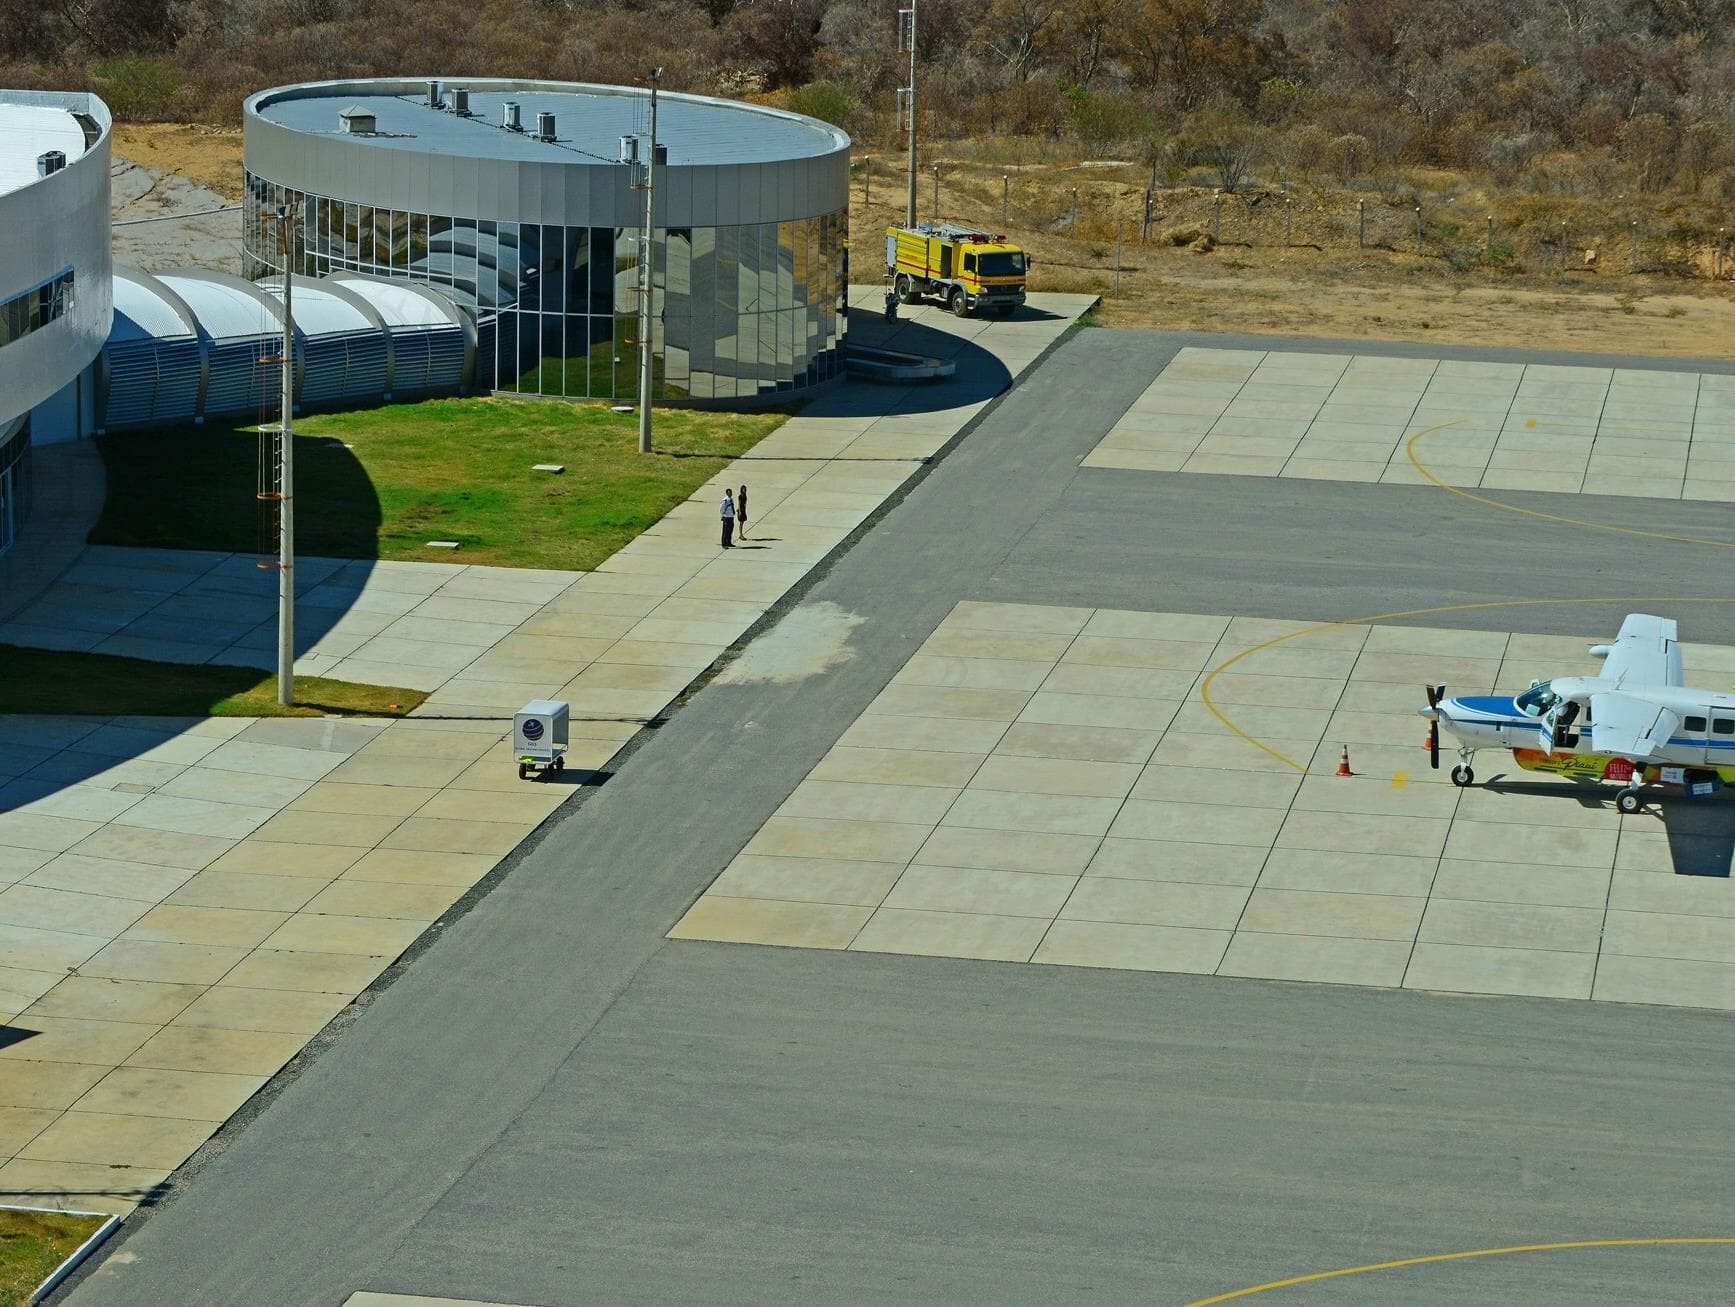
<box><xmin>1418</xmin><ymin>613</ymin><xmax>1731</xmax><ymax>813</ymax></box>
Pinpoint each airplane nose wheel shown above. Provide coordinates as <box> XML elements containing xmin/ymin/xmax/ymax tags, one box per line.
<box><xmin>1450</xmin><ymin>764</ymin><xmax>1474</xmax><ymax>787</ymax></box>
<box><xmin>1616</xmin><ymin>787</ymin><xmax>1644</xmax><ymax>815</ymax></box>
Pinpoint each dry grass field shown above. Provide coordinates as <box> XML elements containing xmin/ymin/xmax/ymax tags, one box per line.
<box><xmin>112</xmin><ymin>123</ymin><xmax>1735</xmax><ymax>358</ymax></box>
<box><xmin>857</xmin><ymin>146</ymin><xmax>1735</xmax><ymax>357</ymax></box>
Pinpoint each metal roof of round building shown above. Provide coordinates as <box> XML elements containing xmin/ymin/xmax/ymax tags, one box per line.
<box><xmin>0</xmin><ymin>103</ymin><xmax>89</xmax><ymax>197</ymax></box>
<box><xmin>245</xmin><ymin>79</ymin><xmax>848</xmax><ymax>167</ymax></box>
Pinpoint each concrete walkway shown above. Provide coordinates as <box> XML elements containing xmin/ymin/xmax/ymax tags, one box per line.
<box><xmin>0</xmin><ymin>293</ymin><xmax>1093</xmax><ymax>1214</ymax></box>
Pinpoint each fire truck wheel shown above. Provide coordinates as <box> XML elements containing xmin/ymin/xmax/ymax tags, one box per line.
<box><xmin>949</xmin><ymin>286</ymin><xmax>969</xmax><ymax>316</ymax></box>
<box><xmin>894</xmin><ymin>273</ymin><xmax>915</xmax><ymax>303</ymax></box>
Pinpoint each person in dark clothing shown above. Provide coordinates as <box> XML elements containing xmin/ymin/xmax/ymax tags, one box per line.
<box><xmin>720</xmin><ymin>489</ymin><xmax>735</xmax><ymax>548</ymax></box>
<box><xmin>736</xmin><ymin>483</ymin><xmax>749</xmax><ymax>540</ymax></box>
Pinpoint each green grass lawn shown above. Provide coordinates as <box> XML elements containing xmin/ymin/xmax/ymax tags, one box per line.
<box><xmin>0</xmin><ymin>646</ymin><xmax>428</xmax><ymax>718</ymax></box>
<box><xmin>0</xmin><ymin>1208</ymin><xmax>108</xmax><ymax>1305</ymax></box>
<box><xmin>92</xmin><ymin>398</ymin><xmax>788</xmax><ymax>571</ymax></box>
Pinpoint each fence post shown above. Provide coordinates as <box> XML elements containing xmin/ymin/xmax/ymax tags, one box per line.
<box><xmin>1560</xmin><ymin>220</ymin><xmax>1568</xmax><ymax>273</ymax></box>
<box><xmin>1285</xmin><ymin>197</ymin><xmax>1292</xmax><ymax>246</ymax></box>
<box><xmin>1358</xmin><ymin>199</ymin><xmax>1365</xmax><ymax>248</ymax></box>
<box><xmin>1141</xmin><ymin>187</ymin><xmax>1152</xmax><ymax>243</ymax></box>
<box><xmin>1070</xmin><ymin>186</ymin><xmax>1079</xmax><ymax>234</ymax></box>
<box><xmin>1415</xmin><ymin>205</ymin><xmax>1423</xmax><ymax>252</ymax></box>
<box><xmin>1630</xmin><ymin>220</ymin><xmax>1638</xmax><ymax>274</ymax></box>
<box><xmin>1486</xmin><ymin>213</ymin><xmax>1493</xmax><ymax>259</ymax></box>
<box><xmin>1002</xmin><ymin>175</ymin><xmax>1009</xmax><ymax>229</ymax></box>
<box><xmin>863</xmin><ymin>159</ymin><xmax>870</xmax><ymax>206</ymax></box>
<box><xmin>932</xmin><ymin>164</ymin><xmax>940</xmax><ymax>221</ymax></box>
<box><xmin>1719</xmin><ymin>227</ymin><xmax>1726</xmax><ymax>279</ymax></box>
<box><xmin>1114</xmin><ymin>224</ymin><xmax>1123</xmax><ymax>295</ymax></box>
<box><xmin>1213</xmin><ymin>190</ymin><xmax>1222</xmax><ymax>242</ymax></box>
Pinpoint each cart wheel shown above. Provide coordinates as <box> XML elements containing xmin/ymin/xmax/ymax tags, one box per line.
<box><xmin>553</xmin><ymin>756</ymin><xmax>565</xmax><ymax>773</ymax></box>
<box><xmin>518</xmin><ymin>763</ymin><xmax>531</xmax><ymax>781</ymax></box>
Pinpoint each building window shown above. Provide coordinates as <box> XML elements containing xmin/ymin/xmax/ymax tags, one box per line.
<box><xmin>0</xmin><ymin>269</ymin><xmax>75</xmax><ymax>350</ymax></box>
<box><xmin>240</xmin><ymin>170</ymin><xmax>846</xmax><ymax>400</ymax></box>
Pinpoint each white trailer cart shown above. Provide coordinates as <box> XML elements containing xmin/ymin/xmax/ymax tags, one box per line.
<box><xmin>514</xmin><ymin>699</ymin><xmax>569</xmax><ymax>780</ymax></box>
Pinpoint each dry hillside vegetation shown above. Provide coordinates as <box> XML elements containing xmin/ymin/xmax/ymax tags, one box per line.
<box><xmin>66</xmin><ymin>0</ymin><xmax>1735</xmax><ymax>356</ymax></box>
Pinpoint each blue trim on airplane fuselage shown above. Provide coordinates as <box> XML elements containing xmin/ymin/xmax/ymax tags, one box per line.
<box><xmin>1452</xmin><ymin>695</ymin><xmax>1523</xmax><ymax>721</ymax></box>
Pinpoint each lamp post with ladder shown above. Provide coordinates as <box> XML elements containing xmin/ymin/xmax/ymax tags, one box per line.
<box><xmin>637</xmin><ymin>68</ymin><xmax>661</xmax><ymax>454</ymax></box>
<box><xmin>898</xmin><ymin>0</ymin><xmax>918</xmax><ymax>227</ymax></box>
<box><xmin>259</xmin><ymin>205</ymin><xmax>297</xmax><ymax>705</ymax></box>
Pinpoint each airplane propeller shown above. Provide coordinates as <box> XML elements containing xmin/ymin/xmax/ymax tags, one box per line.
<box><xmin>1422</xmin><ymin>684</ymin><xmax>1446</xmax><ymax>769</ymax></box>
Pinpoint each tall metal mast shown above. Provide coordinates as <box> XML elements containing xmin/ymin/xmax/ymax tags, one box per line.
<box><xmin>899</xmin><ymin>0</ymin><xmax>918</xmax><ymax>227</ymax></box>
<box><xmin>276</xmin><ymin>206</ymin><xmax>296</xmax><ymax>705</ymax></box>
<box><xmin>638</xmin><ymin>68</ymin><xmax>661</xmax><ymax>455</ymax></box>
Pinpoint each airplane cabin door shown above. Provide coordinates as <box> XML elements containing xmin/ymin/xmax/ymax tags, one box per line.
<box><xmin>1707</xmin><ymin>711</ymin><xmax>1735</xmax><ymax>767</ymax></box>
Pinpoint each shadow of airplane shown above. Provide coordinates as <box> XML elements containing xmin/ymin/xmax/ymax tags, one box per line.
<box><xmin>1479</xmin><ymin>776</ymin><xmax>1733</xmax><ymax>877</ymax></box>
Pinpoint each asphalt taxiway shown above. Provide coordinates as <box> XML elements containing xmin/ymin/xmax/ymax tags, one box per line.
<box><xmin>65</xmin><ymin>327</ymin><xmax>1735</xmax><ymax>1305</ymax></box>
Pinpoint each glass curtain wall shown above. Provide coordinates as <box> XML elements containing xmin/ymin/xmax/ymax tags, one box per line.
<box><xmin>244</xmin><ymin>171</ymin><xmax>845</xmax><ymax>401</ymax></box>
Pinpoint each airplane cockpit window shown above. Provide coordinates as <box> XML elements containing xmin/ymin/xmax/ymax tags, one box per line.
<box><xmin>1516</xmin><ymin>682</ymin><xmax>1559</xmax><ymax>717</ymax></box>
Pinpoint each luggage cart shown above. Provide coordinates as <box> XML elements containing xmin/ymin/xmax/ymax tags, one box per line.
<box><xmin>514</xmin><ymin>699</ymin><xmax>569</xmax><ymax>780</ymax></box>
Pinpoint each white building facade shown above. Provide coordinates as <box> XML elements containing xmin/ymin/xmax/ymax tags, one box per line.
<box><xmin>0</xmin><ymin>90</ymin><xmax>113</xmax><ymax>554</ymax></box>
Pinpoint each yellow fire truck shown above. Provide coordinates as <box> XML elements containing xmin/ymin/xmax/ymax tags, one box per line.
<box><xmin>885</xmin><ymin>223</ymin><xmax>1027</xmax><ymax>317</ymax></box>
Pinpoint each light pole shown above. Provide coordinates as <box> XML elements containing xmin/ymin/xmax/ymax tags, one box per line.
<box><xmin>900</xmin><ymin>0</ymin><xmax>918</xmax><ymax>226</ymax></box>
<box><xmin>931</xmin><ymin>163</ymin><xmax>939</xmax><ymax>221</ymax></box>
<box><xmin>638</xmin><ymin>68</ymin><xmax>660</xmax><ymax>455</ymax></box>
<box><xmin>274</xmin><ymin>206</ymin><xmax>296</xmax><ymax>705</ymax></box>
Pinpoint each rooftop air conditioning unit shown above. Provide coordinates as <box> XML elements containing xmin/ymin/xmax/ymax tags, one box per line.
<box><xmin>502</xmin><ymin>101</ymin><xmax>522</xmax><ymax>132</ymax></box>
<box><xmin>536</xmin><ymin>112</ymin><xmax>556</xmax><ymax>141</ymax></box>
<box><xmin>338</xmin><ymin>106</ymin><xmax>376</xmax><ymax>134</ymax></box>
<box><xmin>450</xmin><ymin>87</ymin><xmax>470</xmax><ymax>116</ymax></box>
<box><xmin>36</xmin><ymin>150</ymin><xmax>66</xmax><ymax>176</ymax></box>
<box><xmin>654</xmin><ymin>143</ymin><xmax>668</xmax><ymax>166</ymax></box>
<box><xmin>426</xmin><ymin>79</ymin><xmax>441</xmax><ymax>107</ymax></box>
<box><xmin>619</xmin><ymin>135</ymin><xmax>639</xmax><ymax>164</ymax></box>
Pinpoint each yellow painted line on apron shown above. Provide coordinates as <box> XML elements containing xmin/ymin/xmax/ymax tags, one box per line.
<box><xmin>1199</xmin><ymin>597</ymin><xmax>1735</xmax><ymax>775</ymax></box>
<box><xmin>1405</xmin><ymin>423</ymin><xmax>1735</xmax><ymax>551</ymax></box>
<box><xmin>1183</xmin><ymin>1235</ymin><xmax>1735</xmax><ymax>1305</ymax></box>
<box><xmin>1390</xmin><ymin>770</ymin><xmax>1408</xmax><ymax>789</ymax></box>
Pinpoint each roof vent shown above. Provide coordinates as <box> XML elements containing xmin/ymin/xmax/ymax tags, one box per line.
<box><xmin>426</xmin><ymin>79</ymin><xmax>441</xmax><ymax>107</ymax></box>
<box><xmin>450</xmin><ymin>86</ymin><xmax>470</xmax><ymax>116</ymax></box>
<box><xmin>619</xmin><ymin>135</ymin><xmax>639</xmax><ymax>164</ymax></box>
<box><xmin>339</xmin><ymin>106</ymin><xmax>376</xmax><ymax>134</ymax></box>
<box><xmin>535</xmin><ymin>111</ymin><xmax>556</xmax><ymax>142</ymax></box>
<box><xmin>502</xmin><ymin>101</ymin><xmax>522</xmax><ymax>132</ymax></box>
<box><xmin>36</xmin><ymin>150</ymin><xmax>66</xmax><ymax>177</ymax></box>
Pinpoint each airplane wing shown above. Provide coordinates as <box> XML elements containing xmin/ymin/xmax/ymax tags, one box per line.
<box><xmin>1589</xmin><ymin>691</ymin><xmax>1681</xmax><ymax>761</ymax></box>
<box><xmin>1596</xmin><ymin>614</ymin><xmax>1682</xmax><ymax>687</ymax></box>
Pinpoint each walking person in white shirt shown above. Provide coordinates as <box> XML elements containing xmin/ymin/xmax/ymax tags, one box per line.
<box><xmin>720</xmin><ymin>488</ymin><xmax>735</xmax><ymax>548</ymax></box>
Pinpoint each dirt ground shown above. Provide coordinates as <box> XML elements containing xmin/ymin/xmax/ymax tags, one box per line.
<box><xmin>857</xmin><ymin>153</ymin><xmax>1735</xmax><ymax>359</ymax></box>
<box><xmin>110</xmin><ymin>123</ymin><xmax>1735</xmax><ymax>359</ymax></box>
<box><xmin>111</xmin><ymin>122</ymin><xmax>246</xmax><ymax>200</ymax></box>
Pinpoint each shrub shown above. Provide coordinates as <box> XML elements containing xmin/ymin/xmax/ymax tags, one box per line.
<box><xmin>92</xmin><ymin>54</ymin><xmax>181</xmax><ymax>120</ymax></box>
<box><xmin>787</xmin><ymin>79</ymin><xmax>854</xmax><ymax>129</ymax></box>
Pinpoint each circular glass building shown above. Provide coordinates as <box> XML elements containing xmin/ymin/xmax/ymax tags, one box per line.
<box><xmin>242</xmin><ymin>78</ymin><xmax>850</xmax><ymax>404</ymax></box>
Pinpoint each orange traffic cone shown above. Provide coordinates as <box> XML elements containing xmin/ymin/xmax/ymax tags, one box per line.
<box><xmin>1335</xmin><ymin>745</ymin><xmax>1353</xmax><ymax>777</ymax></box>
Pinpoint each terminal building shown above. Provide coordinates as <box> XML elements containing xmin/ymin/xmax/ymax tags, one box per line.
<box><xmin>239</xmin><ymin>78</ymin><xmax>850</xmax><ymax>403</ymax></box>
<box><xmin>0</xmin><ymin>90</ymin><xmax>112</xmax><ymax>555</ymax></box>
